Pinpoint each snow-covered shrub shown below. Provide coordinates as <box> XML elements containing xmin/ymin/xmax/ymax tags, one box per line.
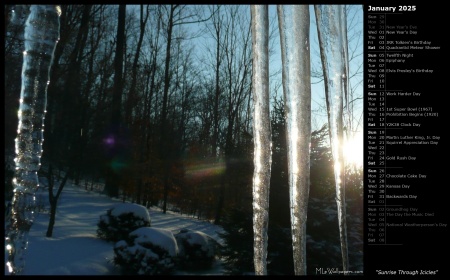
<box><xmin>175</xmin><ymin>228</ymin><xmax>219</xmax><ymax>270</ymax></box>
<box><xmin>114</xmin><ymin>227</ymin><xmax>178</xmax><ymax>275</ymax></box>
<box><xmin>97</xmin><ymin>203</ymin><xmax>151</xmax><ymax>242</ymax></box>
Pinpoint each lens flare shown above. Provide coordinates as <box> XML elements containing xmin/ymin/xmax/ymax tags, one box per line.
<box><xmin>185</xmin><ymin>162</ymin><xmax>225</xmax><ymax>179</ymax></box>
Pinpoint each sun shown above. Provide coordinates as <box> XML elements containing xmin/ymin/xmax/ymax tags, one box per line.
<box><xmin>343</xmin><ymin>131</ymin><xmax>364</xmax><ymax>168</ymax></box>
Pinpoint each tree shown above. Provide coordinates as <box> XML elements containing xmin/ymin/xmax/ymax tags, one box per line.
<box><xmin>158</xmin><ymin>5</ymin><xmax>214</xmax><ymax>213</ymax></box>
<box><xmin>203</xmin><ymin>5</ymin><xmax>224</xmax><ymax>158</ymax></box>
<box><xmin>45</xmin><ymin>5</ymin><xmax>88</xmax><ymax>170</ymax></box>
<box><xmin>46</xmin><ymin>165</ymin><xmax>71</xmax><ymax>237</ymax></box>
<box><xmin>125</xmin><ymin>5</ymin><xmax>150</xmax><ymax>126</ymax></box>
<box><xmin>133</xmin><ymin>5</ymin><xmax>163</xmax><ymax>206</ymax></box>
<box><xmin>64</xmin><ymin>5</ymin><xmax>92</xmax><ymax>185</ymax></box>
<box><xmin>104</xmin><ymin>4</ymin><xmax>126</xmax><ymax>198</ymax></box>
<box><xmin>269</xmin><ymin>96</ymin><xmax>290</xmax><ymax>227</ymax></box>
<box><xmin>214</xmin><ymin>5</ymin><xmax>252</xmax><ymax>224</ymax></box>
<box><xmin>123</xmin><ymin>5</ymin><xmax>150</xmax><ymax>205</ymax></box>
<box><xmin>218</xmin><ymin>207</ymin><xmax>254</xmax><ymax>275</ymax></box>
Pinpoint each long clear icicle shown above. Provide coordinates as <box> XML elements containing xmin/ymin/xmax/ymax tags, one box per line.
<box><xmin>314</xmin><ymin>5</ymin><xmax>349</xmax><ymax>273</ymax></box>
<box><xmin>5</xmin><ymin>5</ymin><xmax>60</xmax><ymax>275</ymax></box>
<box><xmin>250</xmin><ymin>5</ymin><xmax>271</xmax><ymax>276</ymax></box>
<box><xmin>277</xmin><ymin>5</ymin><xmax>311</xmax><ymax>275</ymax></box>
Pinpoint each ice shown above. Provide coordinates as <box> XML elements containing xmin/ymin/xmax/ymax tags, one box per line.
<box><xmin>5</xmin><ymin>5</ymin><xmax>60</xmax><ymax>275</ymax></box>
<box><xmin>314</xmin><ymin>4</ymin><xmax>349</xmax><ymax>272</ymax></box>
<box><xmin>277</xmin><ymin>5</ymin><xmax>311</xmax><ymax>275</ymax></box>
<box><xmin>250</xmin><ymin>5</ymin><xmax>271</xmax><ymax>275</ymax></box>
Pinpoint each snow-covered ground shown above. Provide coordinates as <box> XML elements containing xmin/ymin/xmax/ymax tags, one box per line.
<box><xmin>5</xmin><ymin>177</ymin><xmax>363</xmax><ymax>275</ymax></box>
<box><xmin>5</xmin><ymin>182</ymin><xmax>225</xmax><ymax>275</ymax></box>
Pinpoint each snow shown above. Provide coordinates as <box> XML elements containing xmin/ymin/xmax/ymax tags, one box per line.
<box><xmin>178</xmin><ymin>229</ymin><xmax>208</xmax><ymax>248</ymax></box>
<box><xmin>176</xmin><ymin>229</ymin><xmax>215</xmax><ymax>257</ymax></box>
<box><xmin>130</xmin><ymin>227</ymin><xmax>178</xmax><ymax>257</ymax></box>
<box><xmin>110</xmin><ymin>203</ymin><xmax>151</xmax><ymax>223</ymax></box>
<box><xmin>4</xmin><ymin>182</ymin><xmax>225</xmax><ymax>275</ymax></box>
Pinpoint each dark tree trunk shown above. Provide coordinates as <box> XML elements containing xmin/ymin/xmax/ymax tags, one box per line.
<box><xmin>126</xmin><ymin>5</ymin><xmax>149</xmax><ymax>126</ymax></box>
<box><xmin>104</xmin><ymin>4</ymin><xmax>126</xmax><ymax>198</ymax></box>
<box><xmin>46</xmin><ymin>165</ymin><xmax>71</xmax><ymax>237</ymax></box>
<box><xmin>160</xmin><ymin>5</ymin><xmax>176</xmax><ymax>214</ymax></box>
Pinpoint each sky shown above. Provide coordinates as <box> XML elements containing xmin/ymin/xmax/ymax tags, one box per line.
<box><xmin>4</xmin><ymin>182</ymin><xmax>225</xmax><ymax>275</ymax></box>
<box><xmin>194</xmin><ymin>5</ymin><xmax>364</xmax><ymax>165</ymax></box>
<box><xmin>195</xmin><ymin>4</ymin><xmax>364</xmax><ymax>131</ymax></box>
<box><xmin>158</xmin><ymin>4</ymin><xmax>363</xmax><ymax>132</ymax></box>
<box><xmin>267</xmin><ymin>5</ymin><xmax>364</xmax><ymax>166</ymax></box>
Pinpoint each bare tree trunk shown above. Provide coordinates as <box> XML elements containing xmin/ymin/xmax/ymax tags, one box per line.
<box><xmin>215</xmin><ymin>6</ymin><xmax>252</xmax><ymax>225</ymax></box>
<box><xmin>160</xmin><ymin>5</ymin><xmax>176</xmax><ymax>214</ymax></box>
<box><xmin>68</xmin><ymin>5</ymin><xmax>91</xmax><ymax>185</ymax></box>
<box><xmin>46</xmin><ymin>165</ymin><xmax>71</xmax><ymax>237</ymax></box>
<box><xmin>159</xmin><ymin>5</ymin><xmax>213</xmax><ymax>213</ymax></box>
<box><xmin>127</xmin><ymin>5</ymin><xmax>149</xmax><ymax>204</ymax></box>
<box><xmin>211</xmin><ymin>6</ymin><xmax>222</xmax><ymax>158</ymax></box>
<box><xmin>126</xmin><ymin>5</ymin><xmax>149</xmax><ymax>125</ymax></box>
<box><xmin>104</xmin><ymin>4</ymin><xmax>126</xmax><ymax>198</ymax></box>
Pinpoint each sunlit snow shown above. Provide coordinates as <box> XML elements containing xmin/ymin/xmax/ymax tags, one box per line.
<box><xmin>4</xmin><ymin>182</ymin><xmax>225</xmax><ymax>275</ymax></box>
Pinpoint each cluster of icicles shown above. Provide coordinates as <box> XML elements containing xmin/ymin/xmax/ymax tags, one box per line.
<box><xmin>251</xmin><ymin>5</ymin><xmax>349</xmax><ymax>275</ymax></box>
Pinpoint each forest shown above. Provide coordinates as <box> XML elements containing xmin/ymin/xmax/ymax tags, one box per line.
<box><xmin>4</xmin><ymin>5</ymin><xmax>363</xmax><ymax>275</ymax></box>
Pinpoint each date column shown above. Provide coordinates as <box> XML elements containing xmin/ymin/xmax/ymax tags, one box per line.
<box><xmin>376</xmin><ymin>14</ymin><xmax>387</xmax><ymax>244</ymax></box>
<box><xmin>366</xmin><ymin>12</ymin><xmax>386</xmax><ymax>245</ymax></box>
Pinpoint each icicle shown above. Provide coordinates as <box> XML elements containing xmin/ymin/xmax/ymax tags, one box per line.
<box><xmin>340</xmin><ymin>6</ymin><xmax>351</xmax><ymax>139</ymax></box>
<box><xmin>277</xmin><ymin>5</ymin><xmax>311</xmax><ymax>275</ymax></box>
<box><xmin>5</xmin><ymin>5</ymin><xmax>60</xmax><ymax>275</ymax></box>
<box><xmin>314</xmin><ymin>5</ymin><xmax>350</xmax><ymax>273</ymax></box>
<box><xmin>343</xmin><ymin>10</ymin><xmax>350</xmax><ymax>117</ymax></box>
<box><xmin>250</xmin><ymin>5</ymin><xmax>271</xmax><ymax>276</ymax></box>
